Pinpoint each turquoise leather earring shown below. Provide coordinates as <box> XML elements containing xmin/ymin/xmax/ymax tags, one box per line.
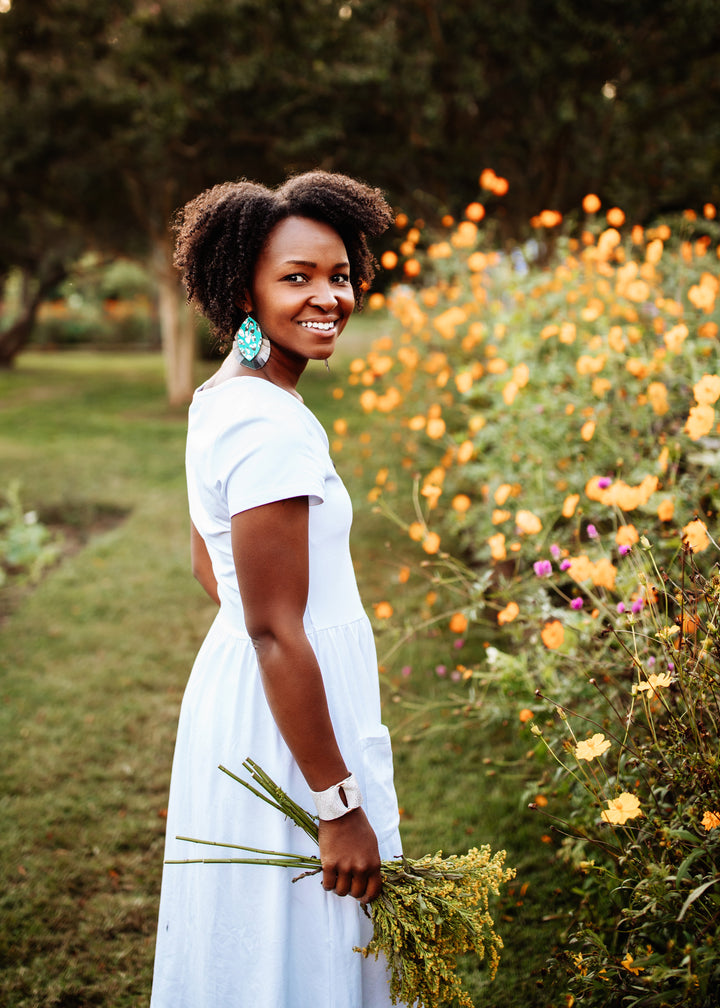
<box><xmin>234</xmin><ymin>315</ymin><xmax>270</xmax><ymax>369</ymax></box>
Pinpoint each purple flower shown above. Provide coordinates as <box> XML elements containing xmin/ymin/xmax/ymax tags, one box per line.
<box><xmin>598</xmin><ymin>477</ymin><xmax>612</xmax><ymax>489</ymax></box>
<box><xmin>667</xmin><ymin>662</ymin><xmax>675</xmax><ymax>672</ymax></box>
<box><xmin>617</xmin><ymin>602</ymin><xmax>626</xmax><ymax>614</ymax></box>
<box><xmin>587</xmin><ymin>524</ymin><xmax>598</xmax><ymax>539</ymax></box>
<box><xmin>570</xmin><ymin>597</ymin><xmax>584</xmax><ymax>610</ymax></box>
<box><xmin>631</xmin><ymin>598</ymin><xmax>644</xmax><ymax>614</ymax></box>
<box><xmin>450</xmin><ymin>670</ymin><xmax>462</xmax><ymax>682</ymax></box>
<box><xmin>619</xmin><ymin>544</ymin><xmax>631</xmax><ymax>556</ymax></box>
<box><xmin>533</xmin><ymin>559</ymin><xmax>553</xmax><ymax>578</ymax></box>
<box><xmin>401</xmin><ymin>665</ymin><xmax>412</xmax><ymax>678</ymax></box>
<box><xmin>560</xmin><ymin>559</ymin><xmax>572</xmax><ymax>571</ymax></box>
<box><xmin>435</xmin><ymin>664</ymin><xmax>447</xmax><ymax>677</ymax></box>
<box><xmin>453</xmin><ymin>638</ymin><xmax>465</xmax><ymax>650</ymax></box>
<box><xmin>550</xmin><ymin>543</ymin><xmax>562</xmax><ymax>560</ymax></box>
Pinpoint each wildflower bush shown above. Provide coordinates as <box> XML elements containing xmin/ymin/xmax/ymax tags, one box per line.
<box><xmin>531</xmin><ymin>539</ymin><xmax>720</xmax><ymax>1006</ymax></box>
<box><xmin>334</xmin><ymin>177</ymin><xmax>720</xmax><ymax>1003</ymax></box>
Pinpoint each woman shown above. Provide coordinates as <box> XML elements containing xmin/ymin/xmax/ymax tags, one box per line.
<box><xmin>151</xmin><ymin>172</ymin><xmax>404</xmax><ymax>1007</ymax></box>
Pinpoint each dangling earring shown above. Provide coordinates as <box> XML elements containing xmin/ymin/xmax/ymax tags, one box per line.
<box><xmin>234</xmin><ymin>315</ymin><xmax>270</xmax><ymax>370</ymax></box>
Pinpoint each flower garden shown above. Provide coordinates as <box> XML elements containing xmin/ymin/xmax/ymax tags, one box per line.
<box><xmin>332</xmin><ymin>178</ymin><xmax>720</xmax><ymax>1006</ymax></box>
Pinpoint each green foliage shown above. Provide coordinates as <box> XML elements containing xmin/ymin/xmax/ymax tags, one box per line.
<box><xmin>0</xmin><ymin>481</ymin><xmax>60</xmax><ymax>587</ymax></box>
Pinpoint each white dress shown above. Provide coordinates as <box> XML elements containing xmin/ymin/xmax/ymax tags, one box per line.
<box><xmin>151</xmin><ymin>377</ymin><xmax>403</xmax><ymax>1008</ymax></box>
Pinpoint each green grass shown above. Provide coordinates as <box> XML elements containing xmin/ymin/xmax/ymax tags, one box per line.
<box><xmin>0</xmin><ymin>347</ymin><xmax>572</xmax><ymax>1007</ymax></box>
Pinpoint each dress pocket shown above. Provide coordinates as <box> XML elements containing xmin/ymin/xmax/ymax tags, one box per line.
<box><xmin>359</xmin><ymin>725</ymin><xmax>400</xmax><ymax>845</ymax></box>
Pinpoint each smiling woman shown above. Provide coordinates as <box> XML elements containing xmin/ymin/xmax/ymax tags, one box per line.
<box><xmin>150</xmin><ymin>173</ymin><xmax>406</xmax><ymax>1008</ymax></box>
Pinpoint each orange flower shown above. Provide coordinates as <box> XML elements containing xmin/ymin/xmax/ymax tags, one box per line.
<box><xmin>685</xmin><ymin>403</ymin><xmax>715</xmax><ymax>441</ymax></box>
<box><xmin>702</xmin><ymin>811</ymin><xmax>720</xmax><ymax>831</ymax></box>
<box><xmin>449</xmin><ymin>613</ymin><xmax>468</xmax><ymax>634</ymax></box>
<box><xmin>515</xmin><ymin>509</ymin><xmax>543</xmax><ymax>535</ymax></box>
<box><xmin>683</xmin><ymin>519</ymin><xmax>710</xmax><ymax>553</ymax></box>
<box><xmin>457</xmin><ymin>439</ymin><xmax>474</xmax><ymax>463</ymax></box>
<box><xmin>380</xmin><ymin>250</ymin><xmax>398</xmax><ymax>270</ymax></box>
<box><xmin>494</xmin><ymin>483</ymin><xmax>513</xmax><ymax>506</ymax></box>
<box><xmin>541</xmin><ymin>620</ymin><xmax>564</xmax><ymax>649</ymax></box>
<box><xmin>562</xmin><ymin>494</ymin><xmax>580</xmax><ymax>518</ymax></box>
<box><xmin>465</xmin><ymin>201</ymin><xmax>486</xmax><ymax>222</ymax></box>
<box><xmin>408</xmin><ymin>521</ymin><xmax>425</xmax><ymax>542</ymax></box>
<box><xmin>398</xmin><ymin>566</ymin><xmax>410</xmax><ymax>584</ymax></box>
<box><xmin>422</xmin><ymin>532</ymin><xmax>441</xmax><ymax>554</ymax></box>
<box><xmin>488</xmin><ymin>532</ymin><xmax>507</xmax><ymax>561</ymax></box>
<box><xmin>657</xmin><ymin>498</ymin><xmax>674</xmax><ymax>522</ymax></box>
<box><xmin>403</xmin><ymin>258</ymin><xmax>421</xmax><ymax>278</ymax></box>
<box><xmin>616</xmin><ymin>524</ymin><xmax>639</xmax><ymax>548</ymax></box>
<box><xmin>647</xmin><ymin>381</ymin><xmax>669</xmax><ymax>416</ymax></box>
<box><xmin>606</xmin><ymin>206</ymin><xmax>625</xmax><ymax>227</ymax></box>
<box><xmin>452</xmin><ymin>494</ymin><xmax>472</xmax><ymax>514</ymax></box>
<box><xmin>582</xmin><ymin>193</ymin><xmax>601</xmax><ymax>214</ymax></box>
<box><xmin>497</xmin><ymin>600</ymin><xmax>519</xmax><ymax>625</ymax></box>
<box><xmin>373</xmin><ymin>601</ymin><xmax>393</xmax><ymax>619</ymax></box>
<box><xmin>664</xmin><ymin>323</ymin><xmax>689</xmax><ymax>353</ymax></box>
<box><xmin>426</xmin><ymin>416</ymin><xmax>446</xmax><ymax>439</ymax></box>
<box><xmin>693</xmin><ymin>374</ymin><xmax>720</xmax><ymax>405</ymax></box>
<box><xmin>580</xmin><ymin>420</ymin><xmax>596</xmax><ymax>442</ymax></box>
<box><xmin>518</xmin><ymin>708</ymin><xmax>534</xmax><ymax>723</ymax></box>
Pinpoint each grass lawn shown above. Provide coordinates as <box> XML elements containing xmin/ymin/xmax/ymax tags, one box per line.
<box><xmin>0</xmin><ymin>345</ymin><xmax>573</xmax><ymax>1007</ymax></box>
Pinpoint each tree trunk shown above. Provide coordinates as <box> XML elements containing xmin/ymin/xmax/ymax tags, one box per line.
<box><xmin>0</xmin><ymin>266</ymin><xmax>65</xmax><ymax>368</ymax></box>
<box><xmin>152</xmin><ymin>233</ymin><xmax>196</xmax><ymax>406</ymax></box>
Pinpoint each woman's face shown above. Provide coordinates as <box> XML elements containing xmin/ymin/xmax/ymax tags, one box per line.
<box><xmin>248</xmin><ymin>215</ymin><xmax>355</xmax><ymax>364</ymax></box>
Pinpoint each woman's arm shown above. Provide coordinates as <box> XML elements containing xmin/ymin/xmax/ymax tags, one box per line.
<box><xmin>190</xmin><ymin>521</ymin><xmax>220</xmax><ymax>606</ymax></box>
<box><xmin>231</xmin><ymin>496</ymin><xmax>382</xmax><ymax>904</ymax></box>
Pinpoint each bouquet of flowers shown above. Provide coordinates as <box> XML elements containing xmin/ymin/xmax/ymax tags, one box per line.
<box><xmin>167</xmin><ymin>758</ymin><xmax>515</xmax><ymax>1008</ymax></box>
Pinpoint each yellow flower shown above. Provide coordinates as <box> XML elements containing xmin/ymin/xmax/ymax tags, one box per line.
<box><xmin>637</xmin><ymin>672</ymin><xmax>673</xmax><ymax>693</ymax></box>
<box><xmin>621</xmin><ymin>953</ymin><xmax>643</xmax><ymax>975</ymax></box>
<box><xmin>601</xmin><ymin>792</ymin><xmax>643</xmax><ymax>825</ymax></box>
<box><xmin>701</xmin><ymin>811</ymin><xmax>720</xmax><ymax>831</ymax></box>
<box><xmin>574</xmin><ymin>733</ymin><xmax>611</xmax><ymax>762</ymax></box>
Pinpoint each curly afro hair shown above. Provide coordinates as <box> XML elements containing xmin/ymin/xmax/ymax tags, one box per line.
<box><xmin>173</xmin><ymin>170</ymin><xmax>393</xmax><ymax>345</ymax></box>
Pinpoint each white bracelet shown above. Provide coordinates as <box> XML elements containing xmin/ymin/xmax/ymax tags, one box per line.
<box><xmin>310</xmin><ymin>772</ymin><xmax>362</xmax><ymax>820</ymax></box>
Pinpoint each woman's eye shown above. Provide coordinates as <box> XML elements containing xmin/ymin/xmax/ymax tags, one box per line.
<box><xmin>284</xmin><ymin>273</ymin><xmax>308</xmax><ymax>283</ymax></box>
<box><xmin>332</xmin><ymin>273</ymin><xmax>351</xmax><ymax>285</ymax></box>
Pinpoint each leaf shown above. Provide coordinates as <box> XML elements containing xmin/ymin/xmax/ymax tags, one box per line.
<box><xmin>674</xmin><ymin>848</ymin><xmax>706</xmax><ymax>888</ymax></box>
<box><xmin>677</xmin><ymin>878</ymin><xmax>718</xmax><ymax>922</ymax></box>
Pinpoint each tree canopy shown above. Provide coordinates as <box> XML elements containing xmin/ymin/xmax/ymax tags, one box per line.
<box><xmin>2</xmin><ymin>0</ymin><xmax>719</xmax><ymax>384</ymax></box>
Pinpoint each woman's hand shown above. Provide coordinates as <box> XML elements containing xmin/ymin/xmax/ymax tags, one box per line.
<box><xmin>318</xmin><ymin>808</ymin><xmax>382</xmax><ymax>905</ymax></box>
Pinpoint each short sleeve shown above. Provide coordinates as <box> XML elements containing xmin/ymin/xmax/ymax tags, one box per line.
<box><xmin>217</xmin><ymin>410</ymin><xmax>327</xmax><ymax>517</ymax></box>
